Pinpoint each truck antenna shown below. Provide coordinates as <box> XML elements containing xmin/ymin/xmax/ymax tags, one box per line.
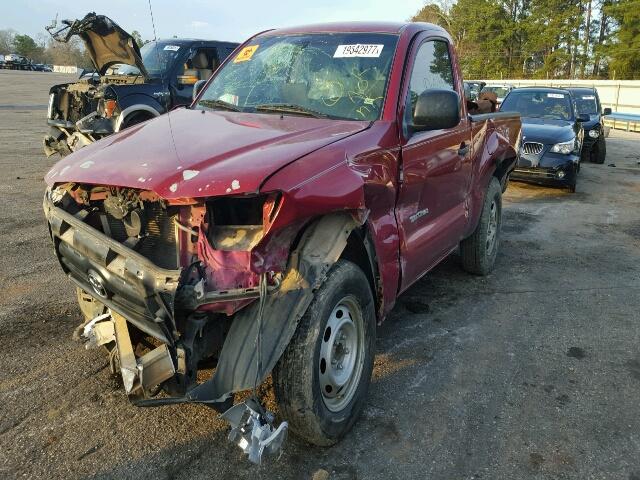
<box><xmin>147</xmin><ymin>0</ymin><xmax>157</xmax><ymax>41</ymax></box>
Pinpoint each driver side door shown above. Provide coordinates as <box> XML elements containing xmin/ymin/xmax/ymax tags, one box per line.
<box><xmin>396</xmin><ymin>37</ymin><xmax>472</xmax><ymax>292</ymax></box>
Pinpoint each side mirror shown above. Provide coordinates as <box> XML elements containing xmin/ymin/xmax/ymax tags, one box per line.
<box><xmin>577</xmin><ymin>113</ymin><xmax>590</xmax><ymax>122</ymax></box>
<box><xmin>603</xmin><ymin>107</ymin><xmax>612</xmax><ymax>116</ymax></box>
<box><xmin>412</xmin><ymin>89</ymin><xmax>460</xmax><ymax>132</ymax></box>
<box><xmin>193</xmin><ymin>79</ymin><xmax>207</xmax><ymax>101</ymax></box>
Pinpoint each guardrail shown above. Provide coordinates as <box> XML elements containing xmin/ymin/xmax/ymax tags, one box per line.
<box><xmin>604</xmin><ymin>112</ymin><xmax>640</xmax><ymax>133</ymax></box>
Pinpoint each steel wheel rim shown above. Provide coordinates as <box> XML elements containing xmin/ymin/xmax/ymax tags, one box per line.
<box><xmin>318</xmin><ymin>296</ymin><xmax>365</xmax><ymax>412</ymax></box>
<box><xmin>486</xmin><ymin>199</ymin><xmax>498</xmax><ymax>253</ymax></box>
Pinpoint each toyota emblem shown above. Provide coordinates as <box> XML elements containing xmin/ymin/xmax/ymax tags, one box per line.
<box><xmin>87</xmin><ymin>270</ymin><xmax>108</xmax><ymax>298</ymax></box>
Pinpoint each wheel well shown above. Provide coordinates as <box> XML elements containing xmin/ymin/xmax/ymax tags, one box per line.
<box><xmin>340</xmin><ymin>227</ymin><xmax>380</xmax><ymax>310</ymax></box>
<box><xmin>494</xmin><ymin>156</ymin><xmax>515</xmax><ymax>191</ymax></box>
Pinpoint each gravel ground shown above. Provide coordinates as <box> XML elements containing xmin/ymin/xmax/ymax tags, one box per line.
<box><xmin>1</xmin><ymin>69</ymin><xmax>639</xmax><ymax>480</ymax></box>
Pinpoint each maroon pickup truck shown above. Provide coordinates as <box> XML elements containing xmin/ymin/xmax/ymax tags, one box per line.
<box><xmin>43</xmin><ymin>21</ymin><xmax>520</xmax><ymax>460</ymax></box>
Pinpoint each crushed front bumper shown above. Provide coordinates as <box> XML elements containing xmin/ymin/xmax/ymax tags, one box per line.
<box><xmin>43</xmin><ymin>193</ymin><xmax>181</xmax><ymax>343</ymax></box>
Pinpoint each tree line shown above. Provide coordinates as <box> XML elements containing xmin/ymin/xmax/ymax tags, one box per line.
<box><xmin>0</xmin><ymin>28</ymin><xmax>147</xmax><ymax>69</ymax></box>
<box><xmin>412</xmin><ymin>0</ymin><xmax>640</xmax><ymax>80</ymax></box>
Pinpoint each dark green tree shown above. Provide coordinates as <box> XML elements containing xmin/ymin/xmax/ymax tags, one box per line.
<box><xmin>606</xmin><ymin>0</ymin><xmax>640</xmax><ymax>79</ymax></box>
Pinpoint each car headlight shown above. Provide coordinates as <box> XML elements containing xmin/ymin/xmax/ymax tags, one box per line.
<box><xmin>550</xmin><ymin>139</ymin><xmax>576</xmax><ymax>155</ymax></box>
<box><xmin>588</xmin><ymin>128</ymin><xmax>599</xmax><ymax>138</ymax></box>
<box><xmin>47</xmin><ymin>93</ymin><xmax>55</xmax><ymax>119</ymax></box>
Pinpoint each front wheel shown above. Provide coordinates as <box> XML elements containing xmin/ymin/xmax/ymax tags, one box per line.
<box><xmin>593</xmin><ymin>137</ymin><xmax>606</xmax><ymax>164</ymax></box>
<box><xmin>460</xmin><ymin>177</ymin><xmax>502</xmax><ymax>275</ymax></box>
<box><xmin>272</xmin><ymin>259</ymin><xmax>376</xmax><ymax>446</ymax></box>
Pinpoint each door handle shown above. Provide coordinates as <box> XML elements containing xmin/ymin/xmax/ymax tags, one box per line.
<box><xmin>458</xmin><ymin>143</ymin><xmax>469</xmax><ymax>156</ymax></box>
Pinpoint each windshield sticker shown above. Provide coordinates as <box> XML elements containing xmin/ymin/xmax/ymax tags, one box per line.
<box><xmin>219</xmin><ymin>93</ymin><xmax>239</xmax><ymax>105</ymax></box>
<box><xmin>547</xmin><ymin>93</ymin><xmax>565</xmax><ymax>98</ymax></box>
<box><xmin>582</xmin><ymin>95</ymin><xmax>596</xmax><ymax>100</ymax></box>
<box><xmin>163</xmin><ymin>45</ymin><xmax>180</xmax><ymax>51</ymax></box>
<box><xmin>234</xmin><ymin>45</ymin><xmax>259</xmax><ymax>63</ymax></box>
<box><xmin>334</xmin><ymin>44</ymin><xmax>384</xmax><ymax>58</ymax></box>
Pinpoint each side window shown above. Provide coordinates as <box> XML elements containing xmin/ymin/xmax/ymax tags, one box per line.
<box><xmin>404</xmin><ymin>40</ymin><xmax>455</xmax><ymax>129</ymax></box>
<box><xmin>179</xmin><ymin>48</ymin><xmax>219</xmax><ymax>81</ymax></box>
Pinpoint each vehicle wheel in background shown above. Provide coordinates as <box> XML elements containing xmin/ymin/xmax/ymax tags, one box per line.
<box><xmin>460</xmin><ymin>177</ymin><xmax>502</xmax><ymax>275</ymax></box>
<box><xmin>121</xmin><ymin>112</ymin><xmax>154</xmax><ymax>130</ymax></box>
<box><xmin>593</xmin><ymin>137</ymin><xmax>606</xmax><ymax>164</ymax></box>
<box><xmin>273</xmin><ymin>259</ymin><xmax>376</xmax><ymax>446</ymax></box>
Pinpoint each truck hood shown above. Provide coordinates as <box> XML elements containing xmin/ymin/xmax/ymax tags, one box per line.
<box><xmin>47</xmin><ymin>12</ymin><xmax>147</xmax><ymax>77</ymax></box>
<box><xmin>521</xmin><ymin>117</ymin><xmax>576</xmax><ymax>144</ymax></box>
<box><xmin>45</xmin><ymin>108</ymin><xmax>369</xmax><ymax>198</ymax></box>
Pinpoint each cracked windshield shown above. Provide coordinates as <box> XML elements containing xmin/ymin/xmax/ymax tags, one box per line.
<box><xmin>197</xmin><ymin>33</ymin><xmax>399</xmax><ymax>120</ymax></box>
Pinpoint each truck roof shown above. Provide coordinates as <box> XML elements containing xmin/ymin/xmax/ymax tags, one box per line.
<box><xmin>513</xmin><ymin>86</ymin><xmax>572</xmax><ymax>95</ymax></box>
<box><xmin>265</xmin><ymin>21</ymin><xmax>448</xmax><ymax>37</ymax></box>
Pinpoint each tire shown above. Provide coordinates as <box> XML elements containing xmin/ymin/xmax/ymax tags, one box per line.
<box><xmin>593</xmin><ymin>137</ymin><xmax>606</xmax><ymax>164</ymax></box>
<box><xmin>272</xmin><ymin>259</ymin><xmax>376</xmax><ymax>446</ymax></box>
<box><xmin>121</xmin><ymin>112</ymin><xmax>154</xmax><ymax>130</ymax></box>
<box><xmin>460</xmin><ymin>177</ymin><xmax>502</xmax><ymax>275</ymax></box>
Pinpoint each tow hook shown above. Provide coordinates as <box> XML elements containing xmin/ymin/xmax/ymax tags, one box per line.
<box><xmin>221</xmin><ymin>397</ymin><xmax>288</xmax><ymax>464</ymax></box>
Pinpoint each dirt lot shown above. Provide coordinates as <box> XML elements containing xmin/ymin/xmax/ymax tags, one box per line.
<box><xmin>1</xmin><ymin>69</ymin><xmax>639</xmax><ymax>480</ymax></box>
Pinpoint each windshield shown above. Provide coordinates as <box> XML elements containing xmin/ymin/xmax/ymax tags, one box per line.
<box><xmin>574</xmin><ymin>94</ymin><xmax>598</xmax><ymax>115</ymax></box>
<box><xmin>483</xmin><ymin>86</ymin><xmax>510</xmax><ymax>98</ymax></box>
<box><xmin>196</xmin><ymin>33</ymin><xmax>399</xmax><ymax>121</ymax></box>
<box><xmin>501</xmin><ymin>90</ymin><xmax>574</xmax><ymax>121</ymax></box>
<box><xmin>139</xmin><ymin>41</ymin><xmax>183</xmax><ymax>77</ymax></box>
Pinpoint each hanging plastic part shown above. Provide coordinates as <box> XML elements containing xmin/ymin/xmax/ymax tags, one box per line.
<box><xmin>221</xmin><ymin>274</ymin><xmax>288</xmax><ymax>464</ymax></box>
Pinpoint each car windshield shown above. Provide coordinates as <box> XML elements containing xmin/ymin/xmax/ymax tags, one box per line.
<box><xmin>483</xmin><ymin>86</ymin><xmax>510</xmax><ymax>98</ymax></box>
<box><xmin>501</xmin><ymin>90</ymin><xmax>574</xmax><ymax>121</ymax></box>
<box><xmin>574</xmin><ymin>94</ymin><xmax>598</xmax><ymax>115</ymax></box>
<box><xmin>196</xmin><ymin>33</ymin><xmax>399</xmax><ymax>121</ymax></box>
<box><xmin>139</xmin><ymin>41</ymin><xmax>183</xmax><ymax>77</ymax></box>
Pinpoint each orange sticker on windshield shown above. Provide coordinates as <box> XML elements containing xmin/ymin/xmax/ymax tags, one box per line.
<box><xmin>234</xmin><ymin>45</ymin><xmax>259</xmax><ymax>63</ymax></box>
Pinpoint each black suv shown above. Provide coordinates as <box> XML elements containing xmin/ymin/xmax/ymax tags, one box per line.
<box><xmin>44</xmin><ymin>13</ymin><xmax>238</xmax><ymax>156</ymax></box>
<box><xmin>567</xmin><ymin>87</ymin><xmax>611</xmax><ymax>164</ymax></box>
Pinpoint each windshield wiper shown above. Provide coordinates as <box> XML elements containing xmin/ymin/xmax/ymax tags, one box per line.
<box><xmin>198</xmin><ymin>99</ymin><xmax>241</xmax><ymax>112</ymax></box>
<box><xmin>255</xmin><ymin>103</ymin><xmax>327</xmax><ymax>118</ymax></box>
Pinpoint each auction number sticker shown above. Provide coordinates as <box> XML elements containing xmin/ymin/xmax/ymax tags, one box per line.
<box><xmin>547</xmin><ymin>93</ymin><xmax>565</xmax><ymax>98</ymax></box>
<box><xmin>234</xmin><ymin>45</ymin><xmax>259</xmax><ymax>63</ymax></box>
<box><xmin>334</xmin><ymin>44</ymin><xmax>384</xmax><ymax>58</ymax></box>
<box><xmin>163</xmin><ymin>45</ymin><xmax>180</xmax><ymax>51</ymax></box>
<box><xmin>582</xmin><ymin>95</ymin><xmax>595</xmax><ymax>100</ymax></box>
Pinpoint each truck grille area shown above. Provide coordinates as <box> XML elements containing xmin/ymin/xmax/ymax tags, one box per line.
<box><xmin>101</xmin><ymin>202</ymin><xmax>179</xmax><ymax>270</ymax></box>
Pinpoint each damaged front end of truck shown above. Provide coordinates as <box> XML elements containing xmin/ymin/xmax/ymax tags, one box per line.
<box><xmin>43</xmin><ymin>13</ymin><xmax>149</xmax><ymax>157</ymax></box>
<box><xmin>43</xmin><ymin>179</ymin><xmax>363</xmax><ymax>461</ymax></box>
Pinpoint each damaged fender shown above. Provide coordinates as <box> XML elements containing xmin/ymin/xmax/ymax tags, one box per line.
<box><xmin>187</xmin><ymin>212</ymin><xmax>362</xmax><ymax>403</ymax></box>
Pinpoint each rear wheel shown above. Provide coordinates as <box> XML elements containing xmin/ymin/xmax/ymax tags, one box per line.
<box><xmin>272</xmin><ymin>259</ymin><xmax>376</xmax><ymax>446</ymax></box>
<box><xmin>460</xmin><ymin>177</ymin><xmax>502</xmax><ymax>275</ymax></box>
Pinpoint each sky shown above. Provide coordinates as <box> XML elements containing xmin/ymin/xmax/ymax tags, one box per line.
<box><xmin>2</xmin><ymin>0</ymin><xmax>425</xmax><ymax>43</ymax></box>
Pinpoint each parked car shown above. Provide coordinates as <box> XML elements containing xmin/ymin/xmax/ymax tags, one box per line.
<box><xmin>568</xmin><ymin>87</ymin><xmax>611</xmax><ymax>164</ymax></box>
<box><xmin>4</xmin><ymin>53</ymin><xmax>32</xmax><ymax>70</ymax></box>
<box><xmin>481</xmin><ymin>84</ymin><xmax>515</xmax><ymax>105</ymax></box>
<box><xmin>43</xmin><ymin>21</ymin><xmax>520</xmax><ymax>460</ymax></box>
<box><xmin>500</xmin><ymin>87</ymin><xmax>586</xmax><ymax>192</ymax></box>
<box><xmin>43</xmin><ymin>12</ymin><xmax>238</xmax><ymax>157</ymax></box>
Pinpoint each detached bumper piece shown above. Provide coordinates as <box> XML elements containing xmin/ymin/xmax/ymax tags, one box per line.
<box><xmin>222</xmin><ymin>398</ymin><xmax>288</xmax><ymax>464</ymax></box>
<box><xmin>82</xmin><ymin>310</ymin><xmax>175</xmax><ymax>396</ymax></box>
